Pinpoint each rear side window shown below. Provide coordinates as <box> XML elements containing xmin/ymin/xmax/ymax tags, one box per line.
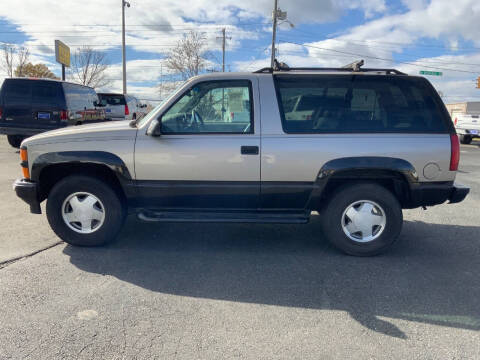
<box><xmin>32</xmin><ymin>82</ymin><xmax>62</xmax><ymax>107</ymax></box>
<box><xmin>3</xmin><ymin>80</ymin><xmax>31</xmax><ymax>105</ymax></box>
<box><xmin>275</xmin><ymin>75</ymin><xmax>451</xmax><ymax>133</ymax></box>
<box><xmin>98</xmin><ymin>94</ymin><xmax>126</xmax><ymax>106</ymax></box>
<box><xmin>63</xmin><ymin>83</ymin><xmax>98</xmax><ymax>109</ymax></box>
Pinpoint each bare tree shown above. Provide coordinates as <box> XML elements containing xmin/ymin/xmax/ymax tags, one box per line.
<box><xmin>158</xmin><ymin>80</ymin><xmax>181</xmax><ymax>100</ymax></box>
<box><xmin>164</xmin><ymin>31</ymin><xmax>211</xmax><ymax>80</ymax></box>
<box><xmin>70</xmin><ymin>46</ymin><xmax>111</xmax><ymax>88</ymax></box>
<box><xmin>1</xmin><ymin>45</ymin><xmax>29</xmax><ymax>77</ymax></box>
<box><xmin>15</xmin><ymin>47</ymin><xmax>30</xmax><ymax>77</ymax></box>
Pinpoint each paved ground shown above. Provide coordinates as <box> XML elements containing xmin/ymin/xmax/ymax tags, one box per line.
<box><xmin>0</xmin><ymin>136</ymin><xmax>479</xmax><ymax>359</ymax></box>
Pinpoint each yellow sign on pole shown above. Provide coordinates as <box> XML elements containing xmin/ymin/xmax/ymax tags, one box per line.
<box><xmin>55</xmin><ymin>40</ymin><xmax>70</xmax><ymax>67</ymax></box>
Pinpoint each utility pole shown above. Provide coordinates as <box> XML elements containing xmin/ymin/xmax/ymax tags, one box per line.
<box><xmin>122</xmin><ymin>0</ymin><xmax>130</xmax><ymax>94</ymax></box>
<box><xmin>270</xmin><ymin>0</ymin><xmax>279</xmax><ymax>68</ymax></box>
<box><xmin>217</xmin><ymin>28</ymin><xmax>231</xmax><ymax>72</ymax></box>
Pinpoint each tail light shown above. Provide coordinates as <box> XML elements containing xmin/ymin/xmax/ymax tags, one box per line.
<box><xmin>60</xmin><ymin>110</ymin><xmax>68</xmax><ymax>121</ymax></box>
<box><xmin>454</xmin><ymin>117</ymin><xmax>457</xmax><ymax>125</ymax></box>
<box><xmin>125</xmin><ymin>104</ymin><xmax>129</xmax><ymax>116</ymax></box>
<box><xmin>449</xmin><ymin>133</ymin><xmax>460</xmax><ymax>171</ymax></box>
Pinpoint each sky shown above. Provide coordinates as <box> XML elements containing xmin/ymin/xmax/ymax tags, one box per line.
<box><xmin>1</xmin><ymin>0</ymin><xmax>480</xmax><ymax>104</ymax></box>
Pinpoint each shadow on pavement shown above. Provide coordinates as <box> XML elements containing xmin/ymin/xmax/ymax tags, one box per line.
<box><xmin>64</xmin><ymin>216</ymin><xmax>480</xmax><ymax>339</ymax></box>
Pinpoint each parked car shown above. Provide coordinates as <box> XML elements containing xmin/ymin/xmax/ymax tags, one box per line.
<box><xmin>13</xmin><ymin>64</ymin><xmax>469</xmax><ymax>256</ymax></box>
<box><xmin>452</xmin><ymin>113</ymin><xmax>480</xmax><ymax>144</ymax></box>
<box><xmin>0</xmin><ymin>78</ymin><xmax>106</xmax><ymax>148</ymax></box>
<box><xmin>97</xmin><ymin>93</ymin><xmax>147</xmax><ymax>121</ymax></box>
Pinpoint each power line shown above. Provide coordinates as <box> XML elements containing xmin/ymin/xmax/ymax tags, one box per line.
<box><xmin>281</xmin><ymin>40</ymin><xmax>480</xmax><ymax>74</ymax></box>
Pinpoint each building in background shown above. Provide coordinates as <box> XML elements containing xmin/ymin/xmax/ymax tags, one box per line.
<box><xmin>445</xmin><ymin>102</ymin><xmax>480</xmax><ymax>118</ymax></box>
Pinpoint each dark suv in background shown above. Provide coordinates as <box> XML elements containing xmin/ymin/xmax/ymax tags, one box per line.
<box><xmin>0</xmin><ymin>78</ymin><xmax>105</xmax><ymax>148</ymax></box>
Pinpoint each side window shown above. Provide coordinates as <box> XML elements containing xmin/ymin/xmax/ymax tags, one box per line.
<box><xmin>32</xmin><ymin>82</ymin><xmax>60</xmax><ymax>107</ymax></box>
<box><xmin>4</xmin><ymin>81</ymin><xmax>31</xmax><ymax>105</ymax></box>
<box><xmin>161</xmin><ymin>80</ymin><xmax>253</xmax><ymax>134</ymax></box>
<box><xmin>63</xmin><ymin>84</ymin><xmax>97</xmax><ymax>109</ymax></box>
<box><xmin>275</xmin><ymin>75</ymin><xmax>449</xmax><ymax>133</ymax></box>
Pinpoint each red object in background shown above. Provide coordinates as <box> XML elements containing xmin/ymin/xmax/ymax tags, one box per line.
<box><xmin>60</xmin><ymin>110</ymin><xmax>68</xmax><ymax>121</ymax></box>
<box><xmin>125</xmin><ymin>104</ymin><xmax>130</xmax><ymax>116</ymax></box>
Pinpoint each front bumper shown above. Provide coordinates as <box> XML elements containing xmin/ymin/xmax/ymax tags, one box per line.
<box><xmin>13</xmin><ymin>179</ymin><xmax>41</xmax><ymax>214</ymax></box>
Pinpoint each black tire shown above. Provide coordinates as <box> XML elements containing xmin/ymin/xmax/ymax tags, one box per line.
<box><xmin>46</xmin><ymin>175</ymin><xmax>126</xmax><ymax>246</ymax></box>
<box><xmin>7</xmin><ymin>135</ymin><xmax>24</xmax><ymax>148</ymax></box>
<box><xmin>320</xmin><ymin>183</ymin><xmax>403</xmax><ymax>256</ymax></box>
<box><xmin>459</xmin><ymin>135</ymin><xmax>472</xmax><ymax>144</ymax></box>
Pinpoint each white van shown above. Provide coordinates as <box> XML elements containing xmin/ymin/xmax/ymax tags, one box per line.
<box><xmin>97</xmin><ymin>93</ymin><xmax>147</xmax><ymax>121</ymax></box>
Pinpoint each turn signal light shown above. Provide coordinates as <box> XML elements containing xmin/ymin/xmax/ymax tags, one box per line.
<box><xmin>20</xmin><ymin>147</ymin><xmax>30</xmax><ymax>179</ymax></box>
<box><xmin>20</xmin><ymin>148</ymin><xmax>28</xmax><ymax>162</ymax></box>
<box><xmin>22</xmin><ymin>166</ymin><xmax>30</xmax><ymax>179</ymax></box>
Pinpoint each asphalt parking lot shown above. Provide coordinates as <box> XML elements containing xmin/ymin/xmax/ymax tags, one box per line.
<box><xmin>0</xmin><ymin>136</ymin><xmax>479</xmax><ymax>359</ymax></box>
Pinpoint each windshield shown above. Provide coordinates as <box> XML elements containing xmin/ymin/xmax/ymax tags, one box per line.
<box><xmin>136</xmin><ymin>82</ymin><xmax>186</xmax><ymax>127</ymax></box>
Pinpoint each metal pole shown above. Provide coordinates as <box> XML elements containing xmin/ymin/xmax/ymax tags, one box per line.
<box><xmin>62</xmin><ymin>64</ymin><xmax>65</xmax><ymax>81</ymax></box>
<box><xmin>270</xmin><ymin>0</ymin><xmax>278</xmax><ymax>69</ymax></box>
<box><xmin>222</xmin><ymin>28</ymin><xmax>226</xmax><ymax>72</ymax></box>
<box><xmin>122</xmin><ymin>0</ymin><xmax>127</xmax><ymax>94</ymax></box>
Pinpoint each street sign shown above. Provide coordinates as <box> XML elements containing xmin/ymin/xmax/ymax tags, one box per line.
<box><xmin>419</xmin><ymin>70</ymin><xmax>442</xmax><ymax>76</ymax></box>
<box><xmin>55</xmin><ymin>40</ymin><xmax>70</xmax><ymax>81</ymax></box>
<box><xmin>55</xmin><ymin>40</ymin><xmax>70</xmax><ymax>67</ymax></box>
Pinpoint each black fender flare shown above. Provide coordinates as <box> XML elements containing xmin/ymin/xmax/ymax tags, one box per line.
<box><xmin>307</xmin><ymin>156</ymin><xmax>419</xmax><ymax>208</ymax></box>
<box><xmin>30</xmin><ymin>151</ymin><xmax>136</xmax><ymax>202</ymax></box>
<box><xmin>31</xmin><ymin>151</ymin><xmax>133</xmax><ymax>183</ymax></box>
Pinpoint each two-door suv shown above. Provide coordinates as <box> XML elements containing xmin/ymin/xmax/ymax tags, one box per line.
<box><xmin>13</xmin><ymin>62</ymin><xmax>469</xmax><ymax>256</ymax></box>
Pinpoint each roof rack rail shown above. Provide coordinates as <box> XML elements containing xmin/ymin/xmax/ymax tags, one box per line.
<box><xmin>254</xmin><ymin>59</ymin><xmax>406</xmax><ymax>75</ymax></box>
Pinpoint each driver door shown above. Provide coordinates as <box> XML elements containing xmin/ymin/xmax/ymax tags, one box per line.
<box><xmin>134</xmin><ymin>78</ymin><xmax>261</xmax><ymax>210</ymax></box>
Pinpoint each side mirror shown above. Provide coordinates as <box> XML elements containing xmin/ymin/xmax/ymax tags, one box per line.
<box><xmin>146</xmin><ymin>119</ymin><xmax>162</xmax><ymax>137</ymax></box>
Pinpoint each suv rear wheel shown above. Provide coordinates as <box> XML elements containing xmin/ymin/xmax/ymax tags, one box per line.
<box><xmin>320</xmin><ymin>183</ymin><xmax>403</xmax><ymax>256</ymax></box>
<box><xmin>46</xmin><ymin>175</ymin><xmax>126</xmax><ymax>246</ymax></box>
<box><xmin>7</xmin><ymin>135</ymin><xmax>24</xmax><ymax>148</ymax></box>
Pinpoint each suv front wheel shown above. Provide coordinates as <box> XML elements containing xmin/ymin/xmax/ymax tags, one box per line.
<box><xmin>46</xmin><ymin>175</ymin><xmax>126</xmax><ymax>246</ymax></box>
<box><xmin>320</xmin><ymin>183</ymin><xmax>403</xmax><ymax>256</ymax></box>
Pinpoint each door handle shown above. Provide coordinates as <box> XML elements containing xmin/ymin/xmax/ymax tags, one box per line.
<box><xmin>241</xmin><ymin>146</ymin><xmax>259</xmax><ymax>155</ymax></box>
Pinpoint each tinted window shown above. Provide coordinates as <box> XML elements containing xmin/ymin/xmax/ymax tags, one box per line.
<box><xmin>98</xmin><ymin>94</ymin><xmax>126</xmax><ymax>106</ymax></box>
<box><xmin>32</xmin><ymin>82</ymin><xmax>61</xmax><ymax>106</ymax></box>
<box><xmin>3</xmin><ymin>80</ymin><xmax>31</xmax><ymax>105</ymax></box>
<box><xmin>161</xmin><ymin>80</ymin><xmax>253</xmax><ymax>134</ymax></box>
<box><xmin>275</xmin><ymin>75</ymin><xmax>450</xmax><ymax>133</ymax></box>
<box><xmin>63</xmin><ymin>83</ymin><xmax>98</xmax><ymax>109</ymax></box>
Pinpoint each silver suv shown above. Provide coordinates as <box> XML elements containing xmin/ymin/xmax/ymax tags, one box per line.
<box><xmin>13</xmin><ymin>64</ymin><xmax>469</xmax><ymax>256</ymax></box>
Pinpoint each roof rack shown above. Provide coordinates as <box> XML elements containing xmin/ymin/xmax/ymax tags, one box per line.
<box><xmin>254</xmin><ymin>59</ymin><xmax>406</xmax><ymax>75</ymax></box>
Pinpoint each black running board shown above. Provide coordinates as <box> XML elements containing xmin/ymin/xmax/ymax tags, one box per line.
<box><xmin>137</xmin><ymin>210</ymin><xmax>309</xmax><ymax>224</ymax></box>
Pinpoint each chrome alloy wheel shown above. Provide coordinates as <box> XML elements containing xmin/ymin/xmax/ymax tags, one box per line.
<box><xmin>61</xmin><ymin>192</ymin><xmax>106</xmax><ymax>234</ymax></box>
<box><xmin>341</xmin><ymin>200</ymin><xmax>386</xmax><ymax>243</ymax></box>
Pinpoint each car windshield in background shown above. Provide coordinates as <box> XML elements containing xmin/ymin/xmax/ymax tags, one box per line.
<box><xmin>275</xmin><ymin>75</ymin><xmax>449</xmax><ymax>134</ymax></box>
<box><xmin>99</xmin><ymin>94</ymin><xmax>126</xmax><ymax>106</ymax></box>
